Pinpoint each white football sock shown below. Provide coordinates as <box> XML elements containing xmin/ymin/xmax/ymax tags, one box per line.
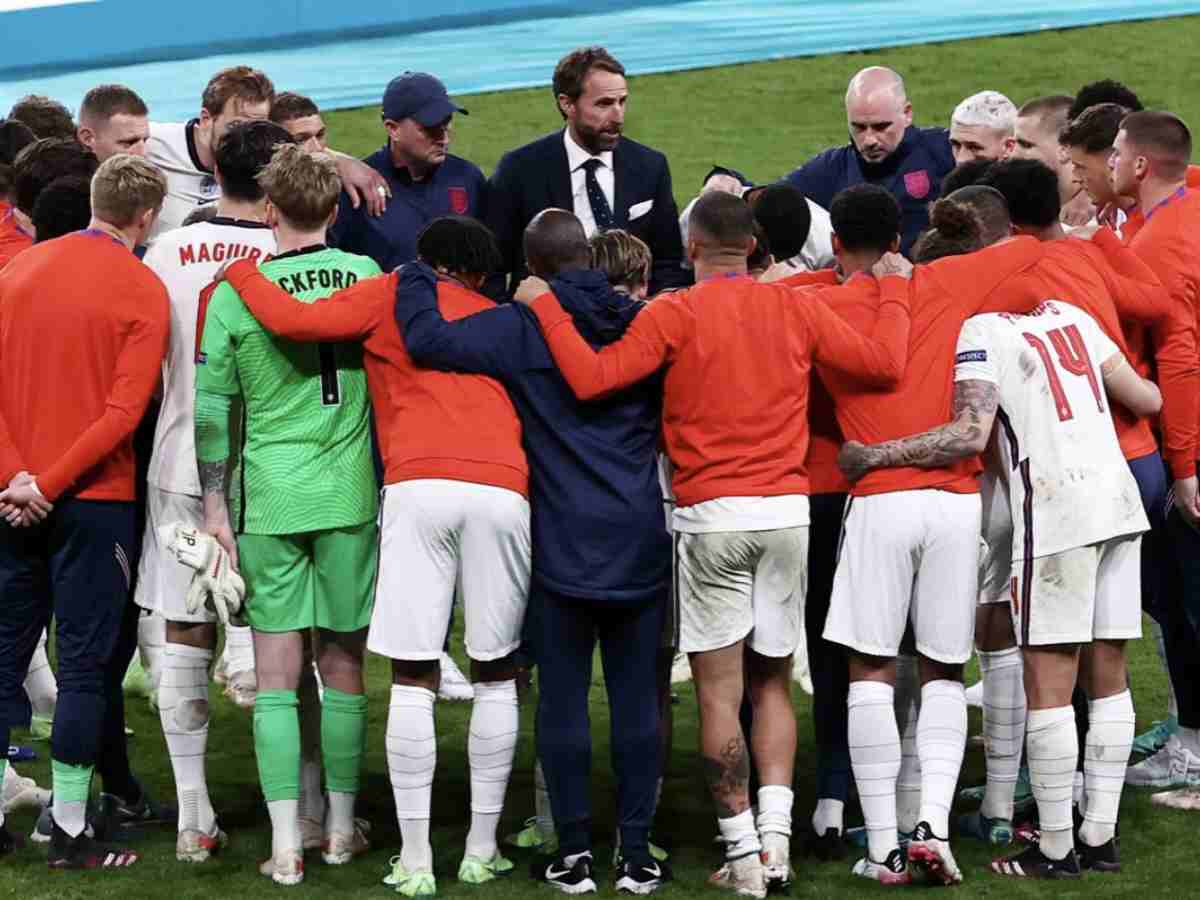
<box><xmin>23</xmin><ymin>631</ymin><xmax>56</xmax><ymax>717</ymax></box>
<box><xmin>756</xmin><ymin>784</ymin><xmax>793</xmax><ymax>838</ymax></box>
<box><xmin>158</xmin><ymin>642</ymin><xmax>215</xmax><ymax>833</ymax></box>
<box><xmin>267</xmin><ymin>798</ymin><xmax>301</xmax><ymax>855</ymax></box>
<box><xmin>53</xmin><ymin>795</ymin><xmax>87</xmax><ymax>838</ymax></box>
<box><xmin>718</xmin><ymin>808</ymin><xmax>761</xmax><ymax>859</ymax></box>
<box><xmin>848</xmin><ymin>680</ymin><xmax>901</xmax><ymax>863</ymax></box>
<box><xmin>894</xmin><ymin>656</ymin><xmax>921</xmax><ymax>834</ymax></box>
<box><xmin>297</xmin><ymin>662</ymin><xmax>325</xmax><ymax>827</ymax></box>
<box><xmin>138</xmin><ymin>612</ymin><xmax>167</xmax><ymax>690</ymax></box>
<box><xmin>222</xmin><ymin>624</ymin><xmax>255</xmax><ymax>675</ymax></box>
<box><xmin>327</xmin><ymin>791</ymin><xmax>356</xmax><ymax>838</ymax></box>
<box><xmin>1079</xmin><ymin>690</ymin><xmax>1134</xmax><ymax>848</ymax></box>
<box><xmin>387</xmin><ymin>684</ymin><xmax>436</xmax><ymax>871</ymax></box>
<box><xmin>534</xmin><ymin>758</ymin><xmax>554</xmax><ymax>838</ymax></box>
<box><xmin>811</xmin><ymin>798</ymin><xmax>844</xmax><ymax>836</ymax></box>
<box><xmin>978</xmin><ymin>648</ymin><xmax>1025</xmax><ymax>821</ymax></box>
<box><xmin>916</xmin><ymin>680</ymin><xmax>967</xmax><ymax>838</ymax></box>
<box><xmin>1026</xmin><ymin>706</ymin><xmax>1076</xmax><ymax>861</ymax></box>
<box><xmin>466</xmin><ymin>680</ymin><xmax>519</xmax><ymax>860</ymax></box>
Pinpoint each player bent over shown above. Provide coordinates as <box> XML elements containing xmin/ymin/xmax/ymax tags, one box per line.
<box><xmin>841</xmin><ymin>301</ymin><xmax>1158</xmax><ymax>877</ymax></box>
<box><xmin>195</xmin><ymin>145</ymin><xmax>379</xmax><ymax>885</ymax></box>
<box><xmin>215</xmin><ymin>215</ymin><xmax>529</xmax><ymax>897</ymax></box>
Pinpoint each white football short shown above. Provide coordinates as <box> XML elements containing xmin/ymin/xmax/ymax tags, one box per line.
<box><xmin>134</xmin><ymin>487</ymin><xmax>213</xmax><ymax>623</ymax></box>
<box><xmin>368</xmin><ymin>479</ymin><xmax>531</xmax><ymax>662</ymax></box>
<box><xmin>675</xmin><ymin>526</ymin><xmax>808</xmax><ymax>657</ymax></box>
<box><xmin>1010</xmin><ymin>534</ymin><xmax>1143</xmax><ymax>647</ymax></box>
<box><xmin>978</xmin><ymin>533</ymin><xmax>1013</xmax><ymax>606</ymax></box>
<box><xmin>823</xmin><ymin>489</ymin><xmax>981</xmax><ymax>664</ymax></box>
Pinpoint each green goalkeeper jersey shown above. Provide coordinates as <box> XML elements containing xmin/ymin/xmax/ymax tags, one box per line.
<box><xmin>195</xmin><ymin>246</ymin><xmax>380</xmax><ymax>535</ymax></box>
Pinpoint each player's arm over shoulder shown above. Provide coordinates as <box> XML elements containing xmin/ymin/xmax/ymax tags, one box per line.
<box><xmin>1100</xmin><ymin>349</ymin><xmax>1162</xmax><ymax>417</ymax></box>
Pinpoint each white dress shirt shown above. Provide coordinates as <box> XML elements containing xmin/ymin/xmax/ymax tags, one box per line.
<box><xmin>564</xmin><ymin>129</ymin><xmax>615</xmax><ymax>238</ymax></box>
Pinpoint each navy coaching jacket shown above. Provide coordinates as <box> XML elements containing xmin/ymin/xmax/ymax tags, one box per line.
<box><xmin>395</xmin><ymin>262</ymin><xmax>670</xmax><ymax>604</ymax></box>
<box><xmin>485</xmin><ymin>130</ymin><xmax>688</xmax><ymax>297</ymax></box>
<box><xmin>785</xmin><ymin>125</ymin><xmax>954</xmax><ymax>256</ymax></box>
<box><xmin>330</xmin><ymin>147</ymin><xmax>487</xmax><ymax>273</ymax></box>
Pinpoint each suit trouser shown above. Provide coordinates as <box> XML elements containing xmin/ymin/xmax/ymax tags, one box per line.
<box><xmin>0</xmin><ymin>498</ymin><xmax>136</xmax><ymax>771</ymax></box>
<box><xmin>534</xmin><ymin>584</ymin><xmax>663</xmax><ymax>859</ymax></box>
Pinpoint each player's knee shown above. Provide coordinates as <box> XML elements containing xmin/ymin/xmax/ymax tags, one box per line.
<box><xmin>470</xmin><ymin>653</ymin><xmax>521</xmax><ymax>684</ymax></box>
<box><xmin>174</xmin><ymin>697</ymin><xmax>210</xmax><ymax>732</ymax></box>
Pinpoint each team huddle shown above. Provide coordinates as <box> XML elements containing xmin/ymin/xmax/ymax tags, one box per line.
<box><xmin>0</xmin><ymin>40</ymin><xmax>1197</xmax><ymax>899</ymax></box>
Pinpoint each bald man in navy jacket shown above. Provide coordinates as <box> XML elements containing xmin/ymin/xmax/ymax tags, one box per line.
<box><xmin>786</xmin><ymin>66</ymin><xmax>953</xmax><ymax>257</ymax></box>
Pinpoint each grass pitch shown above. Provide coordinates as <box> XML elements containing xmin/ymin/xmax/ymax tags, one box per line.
<box><xmin>5</xmin><ymin>12</ymin><xmax>1200</xmax><ymax>898</ymax></box>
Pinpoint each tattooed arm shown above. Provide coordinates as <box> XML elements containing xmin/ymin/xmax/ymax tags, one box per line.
<box><xmin>194</xmin><ymin>389</ymin><xmax>239</xmax><ymax>568</ymax></box>
<box><xmin>838</xmin><ymin>379</ymin><xmax>999</xmax><ymax>482</ymax></box>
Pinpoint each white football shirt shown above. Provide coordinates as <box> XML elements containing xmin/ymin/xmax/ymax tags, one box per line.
<box><xmin>954</xmin><ymin>302</ymin><xmax>1148</xmax><ymax>560</ymax></box>
<box><xmin>146</xmin><ymin>120</ymin><xmax>220</xmax><ymax>240</ymax></box>
<box><xmin>142</xmin><ymin>217</ymin><xmax>275</xmax><ymax>495</ymax></box>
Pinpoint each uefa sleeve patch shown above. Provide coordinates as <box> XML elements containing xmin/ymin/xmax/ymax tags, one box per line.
<box><xmin>196</xmin><ymin>352</ymin><xmax>207</xmax><ymax>365</ymax></box>
<box><xmin>956</xmin><ymin>350</ymin><xmax>987</xmax><ymax>363</ymax></box>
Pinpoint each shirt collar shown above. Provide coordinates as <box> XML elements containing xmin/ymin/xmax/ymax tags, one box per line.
<box><xmin>563</xmin><ymin>128</ymin><xmax>613</xmax><ymax>173</ymax></box>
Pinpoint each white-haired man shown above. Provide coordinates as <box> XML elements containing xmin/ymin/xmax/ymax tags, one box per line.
<box><xmin>949</xmin><ymin>91</ymin><xmax>1017</xmax><ymax>164</ymax></box>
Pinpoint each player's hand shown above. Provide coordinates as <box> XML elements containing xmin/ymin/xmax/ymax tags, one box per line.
<box><xmin>702</xmin><ymin>173</ymin><xmax>745</xmax><ymax>196</ymax></box>
<box><xmin>1060</xmin><ymin>190</ymin><xmax>1096</xmax><ymax>228</ymax></box>
<box><xmin>0</xmin><ymin>476</ymin><xmax>52</xmax><ymax>526</ymax></box>
<box><xmin>201</xmin><ymin>494</ymin><xmax>240</xmax><ymax>571</ymax></box>
<box><xmin>333</xmin><ymin>153</ymin><xmax>391</xmax><ymax>216</ymax></box>
<box><xmin>514</xmin><ymin>276</ymin><xmax>551</xmax><ymax>306</ymax></box>
<box><xmin>183</xmin><ymin>542</ymin><xmax>244</xmax><ymax>625</ymax></box>
<box><xmin>758</xmin><ymin>259</ymin><xmax>799</xmax><ymax>283</ymax></box>
<box><xmin>838</xmin><ymin>440</ymin><xmax>881</xmax><ymax>482</ymax></box>
<box><xmin>871</xmin><ymin>252</ymin><xmax>913</xmax><ymax>280</ymax></box>
<box><xmin>1173</xmin><ymin>476</ymin><xmax>1200</xmax><ymax>531</ymax></box>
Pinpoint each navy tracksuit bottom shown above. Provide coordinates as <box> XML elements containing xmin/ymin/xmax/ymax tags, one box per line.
<box><xmin>532</xmin><ymin>584</ymin><xmax>664</xmax><ymax>862</ymax></box>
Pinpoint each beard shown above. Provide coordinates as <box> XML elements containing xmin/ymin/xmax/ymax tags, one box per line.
<box><xmin>575</xmin><ymin>119</ymin><xmax>622</xmax><ymax>154</ymax></box>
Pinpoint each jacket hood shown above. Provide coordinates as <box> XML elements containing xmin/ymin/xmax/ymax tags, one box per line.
<box><xmin>550</xmin><ymin>268</ymin><xmax>644</xmax><ymax>348</ymax></box>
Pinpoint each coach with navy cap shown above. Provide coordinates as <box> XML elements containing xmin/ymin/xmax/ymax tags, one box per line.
<box><xmin>331</xmin><ymin>71</ymin><xmax>487</xmax><ymax>272</ymax></box>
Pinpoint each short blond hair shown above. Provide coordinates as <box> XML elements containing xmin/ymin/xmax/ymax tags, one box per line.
<box><xmin>90</xmin><ymin>153</ymin><xmax>166</xmax><ymax>227</ymax></box>
<box><xmin>257</xmin><ymin>144</ymin><xmax>341</xmax><ymax>230</ymax></box>
<box><xmin>589</xmin><ymin>229</ymin><xmax>651</xmax><ymax>291</ymax></box>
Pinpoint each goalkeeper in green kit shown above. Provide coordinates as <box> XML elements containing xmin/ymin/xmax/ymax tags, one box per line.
<box><xmin>194</xmin><ymin>144</ymin><xmax>380</xmax><ymax>885</ymax></box>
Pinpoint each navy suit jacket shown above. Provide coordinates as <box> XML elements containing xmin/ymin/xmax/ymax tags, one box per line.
<box><xmin>485</xmin><ymin>129</ymin><xmax>688</xmax><ymax>297</ymax></box>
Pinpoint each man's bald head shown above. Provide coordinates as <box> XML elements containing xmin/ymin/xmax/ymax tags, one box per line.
<box><xmin>944</xmin><ymin>184</ymin><xmax>1011</xmax><ymax>246</ymax></box>
<box><xmin>845</xmin><ymin>67</ymin><xmax>913</xmax><ymax>164</ymax></box>
<box><xmin>846</xmin><ymin>67</ymin><xmax>907</xmax><ymax>104</ymax></box>
<box><xmin>523</xmin><ymin>208</ymin><xmax>591</xmax><ymax>278</ymax></box>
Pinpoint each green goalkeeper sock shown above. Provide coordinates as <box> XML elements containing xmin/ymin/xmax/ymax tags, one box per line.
<box><xmin>254</xmin><ymin>689</ymin><xmax>300</xmax><ymax>802</ymax></box>
<box><xmin>52</xmin><ymin>758</ymin><xmax>94</xmax><ymax>837</ymax></box>
<box><xmin>0</xmin><ymin>759</ymin><xmax>6</xmax><ymax>827</ymax></box>
<box><xmin>321</xmin><ymin>687</ymin><xmax>367</xmax><ymax>795</ymax></box>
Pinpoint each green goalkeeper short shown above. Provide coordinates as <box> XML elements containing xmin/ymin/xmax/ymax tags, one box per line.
<box><xmin>238</xmin><ymin>520</ymin><xmax>378</xmax><ymax>634</ymax></box>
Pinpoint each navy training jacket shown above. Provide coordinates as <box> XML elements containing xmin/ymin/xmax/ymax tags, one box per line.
<box><xmin>395</xmin><ymin>262</ymin><xmax>669</xmax><ymax>604</ymax></box>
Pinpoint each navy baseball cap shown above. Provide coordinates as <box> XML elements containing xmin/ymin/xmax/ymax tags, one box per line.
<box><xmin>382</xmin><ymin>72</ymin><xmax>467</xmax><ymax>127</ymax></box>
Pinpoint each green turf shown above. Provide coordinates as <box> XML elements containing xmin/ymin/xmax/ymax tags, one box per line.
<box><xmin>325</xmin><ymin>13</ymin><xmax>1200</xmax><ymax>194</ymax></box>
<box><xmin>4</xmin><ymin>13</ymin><xmax>1198</xmax><ymax>898</ymax></box>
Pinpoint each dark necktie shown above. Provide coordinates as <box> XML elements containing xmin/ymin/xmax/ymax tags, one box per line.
<box><xmin>581</xmin><ymin>158</ymin><xmax>613</xmax><ymax>230</ymax></box>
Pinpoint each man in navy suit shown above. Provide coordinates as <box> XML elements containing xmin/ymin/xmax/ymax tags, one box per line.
<box><xmin>486</xmin><ymin>46</ymin><xmax>687</xmax><ymax>297</ymax></box>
